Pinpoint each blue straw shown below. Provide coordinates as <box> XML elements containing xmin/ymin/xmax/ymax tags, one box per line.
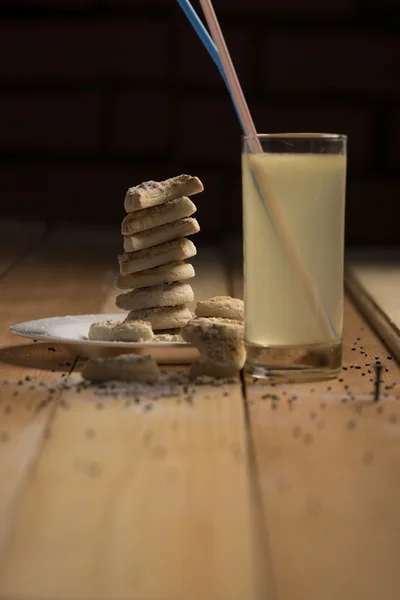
<box><xmin>176</xmin><ymin>0</ymin><xmax>245</xmax><ymax>132</ymax></box>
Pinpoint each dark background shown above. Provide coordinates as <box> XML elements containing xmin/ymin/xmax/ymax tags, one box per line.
<box><xmin>0</xmin><ymin>0</ymin><xmax>399</xmax><ymax>245</ymax></box>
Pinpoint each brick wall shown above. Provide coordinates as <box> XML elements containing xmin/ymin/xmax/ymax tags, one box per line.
<box><xmin>0</xmin><ymin>0</ymin><xmax>399</xmax><ymax>244</ymax></box>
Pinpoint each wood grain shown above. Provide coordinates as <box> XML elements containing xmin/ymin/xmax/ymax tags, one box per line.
<box><xmin>346</xmin><ymin>248</ymin><xmax>400</xmax><ymax>330</ymax></box>
<box><xmin>0</xmin><ymin>377</ymin><xmax>260</xmax><ymax>600</ymax></box>
<box><xmin>0</xmin><ymin>225</ymin><xmax>120</xmax><ymax>553</ymax></box>
<box><xmin>1</xmin><ymin>224</ymin><xmax>399</xmax><ymax>600</ymax></box>
<box><xmin>227</xmin><ymin>246</ymin><xmax>400</xmax><ymax>599</ymax></box>
<box><xmin>0</xmin><ymin>225</ymin><xmax>119</xmax><ymax>346</ymax></box>
<box><xmin>0</xmin><ymin>232</ymin><xmax>264</xmax><ymax>600</ymax></box>
<box><xmin>246</xmin><ymin>298</ymin><xmax>400</xmax><ymax>600</ymax></box>
<box><xmin>346</xmin><ymin>251</ymin><xmax>400</xmax><ymax>362</ymax></box>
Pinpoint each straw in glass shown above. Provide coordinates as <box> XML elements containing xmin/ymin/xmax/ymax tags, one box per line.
<box><xmin>179</xmin><ymin>0</ymin><xmax>336</xmax><ymax>341</ymax></box>
<box><xmin>176</xmin><ymin>0</ymin><xmax>245</xmax><ymax>131</ymax></box>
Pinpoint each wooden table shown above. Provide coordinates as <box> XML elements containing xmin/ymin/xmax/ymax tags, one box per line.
<box><xmin>0</xmin><ymin>223</ymin><xmax>399</xmax><ymax>600</ymax></box>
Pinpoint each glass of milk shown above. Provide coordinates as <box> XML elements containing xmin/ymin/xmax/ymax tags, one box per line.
<box><xmin>242</xmin><ymin>133</ymin><xmax>347</xmax><ymax>381</ymax></box>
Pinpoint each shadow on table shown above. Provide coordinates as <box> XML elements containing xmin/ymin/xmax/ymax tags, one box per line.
<box><xmin>0</xmin><ymin>342</ymin><xmax>76</xmax><ymax>372</ymax></box>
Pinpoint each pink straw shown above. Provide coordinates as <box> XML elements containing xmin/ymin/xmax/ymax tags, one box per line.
<box><xmin>198</xmin><ymin>0</ymin><xmax>261</xmax><ymax>154</ymax></box>
<box><xmin>198</xmin><ymin>0</ymin><xmax>336</xmax><ymax>341</ymax></box>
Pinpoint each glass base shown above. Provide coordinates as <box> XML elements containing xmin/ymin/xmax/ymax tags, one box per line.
<box><xmin>245</xmin><ymin>341</ymin><xmax>342</xmax><ymax>382</ymax></box>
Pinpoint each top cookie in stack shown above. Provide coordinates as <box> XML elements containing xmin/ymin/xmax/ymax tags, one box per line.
<box><xmin>116</xmin><ymin>175</ymin><xmax>203</xmax><ymax>336</ymax></box>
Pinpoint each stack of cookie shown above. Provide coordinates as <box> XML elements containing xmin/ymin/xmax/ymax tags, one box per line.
<box><xmin>182</xmin><ymin>296</ymin><xmax>246</xmax><ymax>379</ymax></box>
<box><xmin>115</xmin><ymin>175</ymin><xmax>203</xmax><ymax>338</ymax></box>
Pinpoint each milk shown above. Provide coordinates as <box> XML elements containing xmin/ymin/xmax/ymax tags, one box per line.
<box><xmin>242</xmin><ymin>152</ymin><xmax>346</xmax><ymax>347</ymax></box>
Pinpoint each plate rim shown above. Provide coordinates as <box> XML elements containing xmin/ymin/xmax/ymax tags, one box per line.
<box><xmin>10</xmin><ymin>313</ymin><xmax>191</xmax><ymax>349</ymax></box>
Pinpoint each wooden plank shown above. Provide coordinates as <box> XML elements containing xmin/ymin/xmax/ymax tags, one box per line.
<box><xmin>346</xmin><ymin>248</ymin><xmax>400</xmax><ymax>329</ymax></box>
<box><xmin>346</xmin><ymin>248</ymin><xmax>400</xmax><ymax>362</ymax></box>
<box><xmin>0</xmin><ymin>379</ymin><xmax>260</xmax><ymax>600</ymax></box>
<box><xmin>0</xmin><ymin>225</ymin><xmax>120</xmax><ymax>355</ymax></box>
<box><xmin>0</xmin><ymin>225</ymin><xmax>121</xmax><ymax>391</ymax></box>
<box><xmin>346</xmin><ymin>271</ymin><xmax>400</xmax><ymax>364</ymax></box>
<box><xmin>0</xmin><ymin>243</ymin><xmax>265</xmax><ymax>600</ymax></box>
<box><xmin>0</xmin><ymin>225</ymin><xmax>120</xmax><ymax>548</ymax></box>
<box><xmin>227</xmin><ymin>244</ymin><xmax>400</xmax><ymax>599</ymax></box>
<box><xmin>0</xmin><ymin>220</ymin><xmax>46</xmax><ymax>278</ymax></box>
<box><xmin>246</xmin><ymin>297</ymin><xmax>400</xmax><ymax>600</ymax></box>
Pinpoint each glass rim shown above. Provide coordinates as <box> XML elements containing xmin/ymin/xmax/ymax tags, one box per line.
<box><xmin>242</xmin><ymin>132</ymin><xmax>347</xmax><ymax>141</ymax></box>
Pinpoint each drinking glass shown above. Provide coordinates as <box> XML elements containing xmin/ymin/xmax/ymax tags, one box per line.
<box><xmin>242</xmin><ymin>133</ymin><xmax>347</xmax><ymax>380</ymax></box>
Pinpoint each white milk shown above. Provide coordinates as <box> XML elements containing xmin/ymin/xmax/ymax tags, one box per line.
<box><xmin>242</xmin><ymin>152</ymin><xmax>346</xmax><ymax>346</ymax></box>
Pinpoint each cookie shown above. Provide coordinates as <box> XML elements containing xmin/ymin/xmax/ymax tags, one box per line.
<box><xmin>116</xmin><ymin>261</ymin><xmax>195</xmax><ymax>290</ymax></box>
<box><xmin>195</xmin><ymin>296</ymin><xmax>244</xmax><ymax>321</ymax></box>
<box><xmin>125</xmin><ymin>305</ymin><xmax>192</xmax><ymax>331</ymax></box>
<box><xmin>118</xmin><ymin>238</ymin><xmax>196</xmax><ymax>276</ymax></box>
<box><xmin>88</xmin><ymin>320</ymin><xmax>122</xmax><ymax>341</ymax></box>
<box><xmin>181</xmin><ymin>319</ymin><xmax>245</xmax><ymax>372</ymax></box>
<box><xmin>82</xmin><ymin>354</ymin><xmax>160</xmax><ymax>383</ymax></box>
<box><xmin>116</xmin><ymin>282</ymin><xmax>194</xmax><ymax>311</ymax></box>
<box><xmin>153</xmin><ymin>328</ymin><xmax>183</xmax><ymax>342</ymax></box>
<box><xmin>190</xmin><ymin>317</ymin><xmax>244</xmax><ymax>339</ymax></box>
<box><xmin>121</xmin><ymin>196</ymin><xmax>196</xmax><ymax>235</ymax></box>
<box><xmin>124</xmin><ymin>175</ymin><xmax>203</xmax><ymax>213</ymax></box>
<box><xmin>123</xmin><ymin>217</ymin><xmax>200</xmax><ymax>253</ymax></box>
<box><xmin>110</xmin><ymin>320</ymin><xmax>153</xmax><ymax>342</ymax></box>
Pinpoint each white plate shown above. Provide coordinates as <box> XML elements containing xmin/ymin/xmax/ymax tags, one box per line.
<box><xmin>11</xmin><ymin>314</ymin><xmax>198</xmax><ymax>363</ymax></box>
